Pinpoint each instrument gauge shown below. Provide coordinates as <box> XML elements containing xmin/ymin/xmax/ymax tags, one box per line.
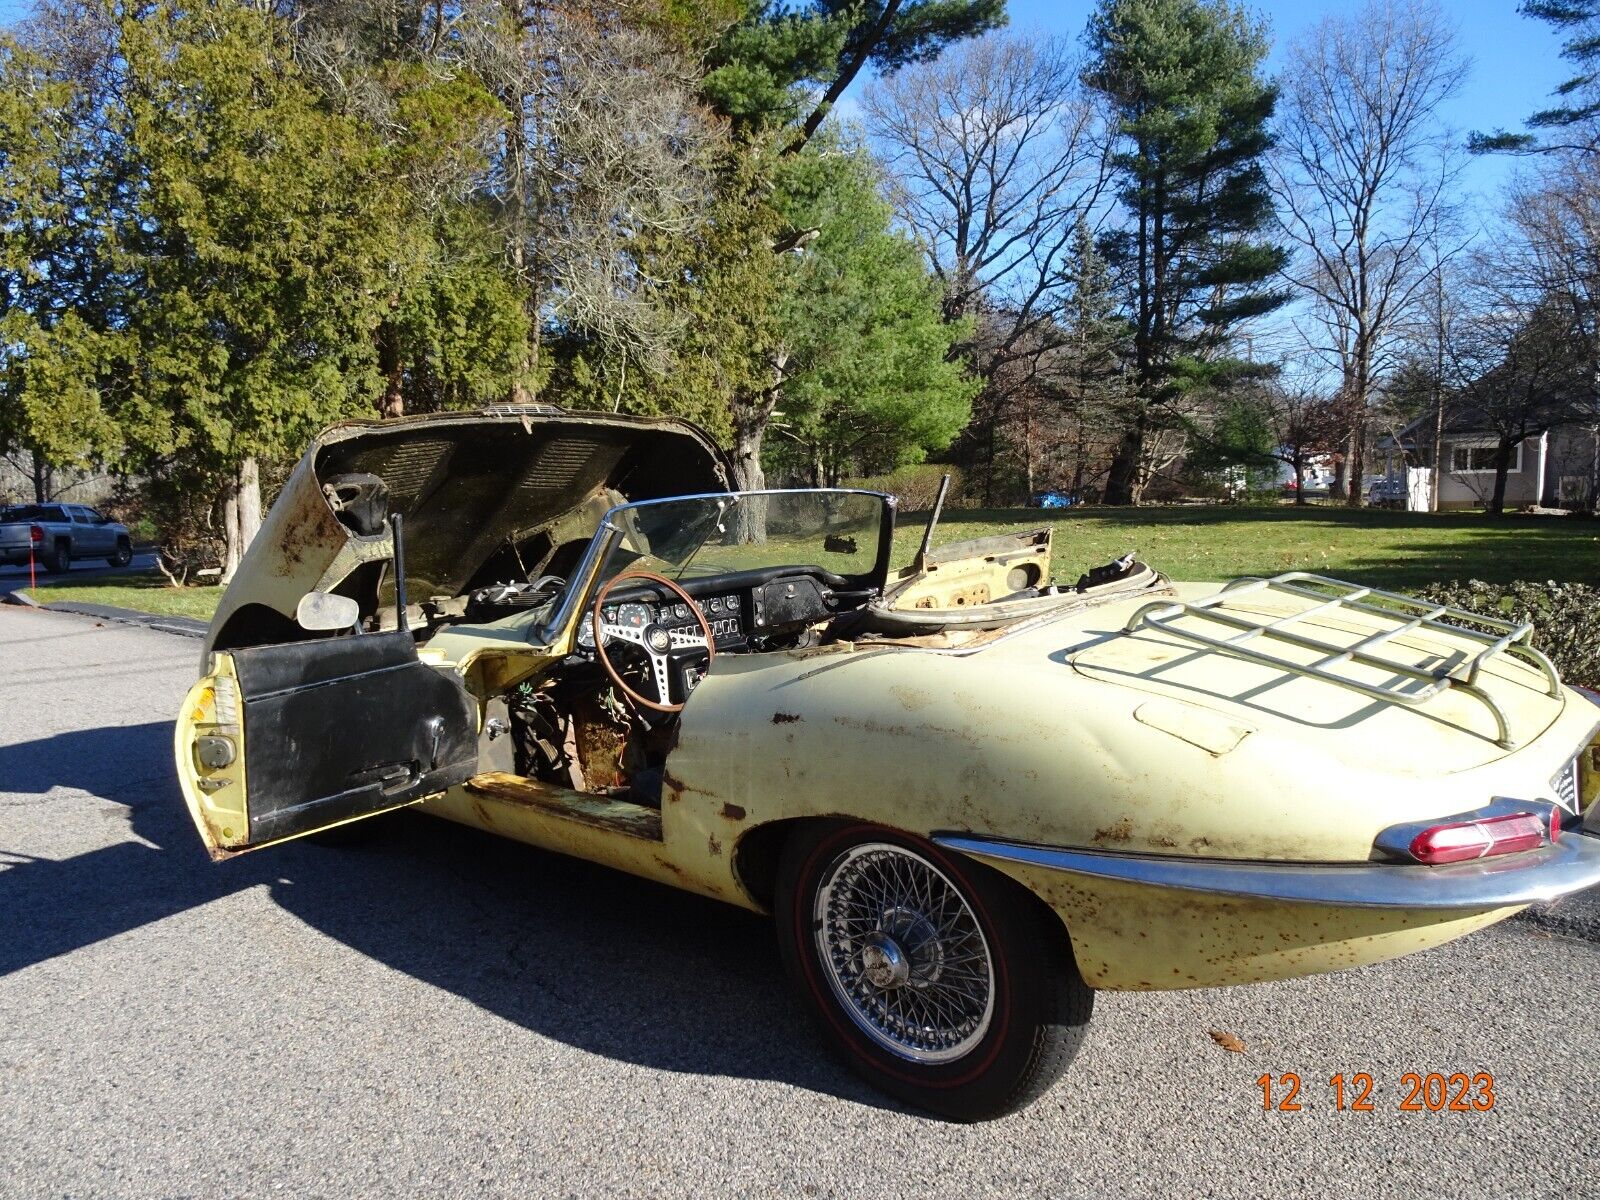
<box><xmin>615</xmin><ymin>602</ymin><xmax>651</xmax><ymax>631</ymax></box>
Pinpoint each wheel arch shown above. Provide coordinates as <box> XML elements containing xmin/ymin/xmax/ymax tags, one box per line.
<box><xmin>731</xmin><ymin>815</ymin><xmax>1085</xmax><ymax>980</ymax></box>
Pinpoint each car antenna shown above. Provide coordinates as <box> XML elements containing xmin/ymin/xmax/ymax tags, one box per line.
<box><xmin>914</xmin><ymin>473</ymin><xmax>951</xmax><ymax>571</ymax></box>
<box><xmin>390</xmin><ymin>512</ymin><xmax>408</xmax><ymax>633</ymax></box>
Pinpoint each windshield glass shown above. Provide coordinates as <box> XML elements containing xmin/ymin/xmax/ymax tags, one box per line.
<box><xmin>600</xmin><ymin>490</ymin><xmax>891</xmax><ymax>587</ymax></box>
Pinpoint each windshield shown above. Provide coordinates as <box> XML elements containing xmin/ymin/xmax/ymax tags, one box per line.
<box><xmin>600</xmin><ymin>490</ymin><xmax>892</xmax><ymax>588</ymax></box>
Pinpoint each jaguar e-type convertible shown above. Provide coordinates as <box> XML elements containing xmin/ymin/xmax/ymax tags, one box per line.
<box><xmin>175</xmin><ymin>407</ymin><xmax>1600</xmax><ymax>1121</ymax></box>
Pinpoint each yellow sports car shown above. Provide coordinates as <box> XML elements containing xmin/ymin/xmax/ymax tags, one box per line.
<box><xmin>176</xmin><ymin>407</ymin><xmax>1600</xmax><ymax>1121</ymax></box>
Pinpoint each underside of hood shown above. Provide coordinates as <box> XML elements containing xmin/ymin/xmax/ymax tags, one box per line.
<box><xmin>313</xmin><ymin>407</ymin><xmax>728</xmax><ymax>599</ymax></box>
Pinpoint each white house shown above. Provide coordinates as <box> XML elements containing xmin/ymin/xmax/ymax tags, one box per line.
<box><xmin>1377</xmin><ymin>414</ymin><xmax>1600</xmax><ymax>512</ymax></box>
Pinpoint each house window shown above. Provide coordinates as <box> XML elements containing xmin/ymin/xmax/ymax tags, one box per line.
<box><xmin>1450</xmin><ymin>442</ymin><xmax>1522</xmax><ymax>474</ymax></box>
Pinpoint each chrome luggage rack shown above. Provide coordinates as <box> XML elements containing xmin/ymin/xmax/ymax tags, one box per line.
<box><xmin>1121</xmin><ymin>572</ymin><xmax>1562</xmax><ymax>749</ymax></box>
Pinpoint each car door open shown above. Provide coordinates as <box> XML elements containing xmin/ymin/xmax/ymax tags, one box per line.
<box><xmin>175</xmin><ymin>630</ymin><xmax>479</xmax><ymax>857</ymax></box>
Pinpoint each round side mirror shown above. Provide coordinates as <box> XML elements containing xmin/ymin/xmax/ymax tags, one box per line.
<box><xmin>295</xmin><ymin>590</ymin><xmax>360</xmax><ymax>632</ymax></box>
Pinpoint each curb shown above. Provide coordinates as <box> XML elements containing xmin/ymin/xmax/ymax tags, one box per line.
<box><xmin>31</xmin><ymin>599</ymin><xmax>208</xmax><ymax>639</ymax></box>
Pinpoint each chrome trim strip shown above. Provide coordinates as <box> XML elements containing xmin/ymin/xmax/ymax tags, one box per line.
<box><xmin>932</xmin><ymin>831</ymin><xmax>1600</xmax><ymax>910</ymax></box>
<box><xmin>538</xmin><ymin>521</ymin><xmax>622</xmax><ymax>647</ymax></box>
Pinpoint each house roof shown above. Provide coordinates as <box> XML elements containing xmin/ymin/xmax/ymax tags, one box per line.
<box><xmin>1379</xmin><ymin>400</ymin><xmax>1572</xmax><ymax>449</ymax></box>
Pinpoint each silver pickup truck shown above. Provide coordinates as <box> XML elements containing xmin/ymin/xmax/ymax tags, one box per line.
<box><xmin>0</xmin><ymin>503</ymin><xmax>133</xmax><ymax>573</ymax></box>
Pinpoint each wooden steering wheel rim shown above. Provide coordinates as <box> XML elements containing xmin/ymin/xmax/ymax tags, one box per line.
<box><xmin>592</xmin><ymin>570</ymin><xmax>715</xmax><ymax>713</ymax></box>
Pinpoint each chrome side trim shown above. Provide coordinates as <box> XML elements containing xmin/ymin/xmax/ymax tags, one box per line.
<box><xmin>932</xmin><ymin>831</ymin><xmax>1600</xmax><ymax>910</ymax></box>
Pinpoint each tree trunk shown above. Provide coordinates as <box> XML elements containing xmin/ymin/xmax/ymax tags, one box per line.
<box><xmin>1343</xmin><ymin>419</ymin><xmax>1366</xmax><ymax>507</ymax></box>
<box><xmin>221</xmin><ymin>486</ymin><xmax>241</xmax><ymax>584</ymax></box>
<box><xmin>1104</xmin><ymin>421</ymin><xmax>1145</xmax><ymax>506</ymax></box>
<box><xmin>30</xmin><ymin>451</ymin><xmax>50</xmax><ymax>503</ymax></box>
<box><xmin>220</xmin><ymin>457</ymin><xmax>263</xmax><ymax>585</ymax></box>
<box><xmin>728</xmin><ymin>352</ymin><xmax>787</xmax><ymax>542</ymax></box>
<box><xmin>1293</xmin><ymin>457</ymin><xmax>1307</xmax><ymax>505</ymax></box>
<box><xmin>1023</xmin><ymin>396</ymin><xmax>1036</xmax><ymax>499</ymax></box>
<box><xmin>377</xmin><ymin>321</ymin><xmax>405</xmax><ymax>418</ymax></box>
<box><xmin>1488</xmin><ymin>436</ymin><xmax>1514</xmax><ymax>515</ymax></box>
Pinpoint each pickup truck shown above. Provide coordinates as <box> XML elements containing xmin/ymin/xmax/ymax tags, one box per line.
<box><xmin>0</xmin><ymin>503</ymin><xmax>133</xmax><ymax>573</ymax></box>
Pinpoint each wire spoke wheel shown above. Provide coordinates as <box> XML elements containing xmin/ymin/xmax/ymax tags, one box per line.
<box><xmin>813</xmin><ymin>842</ymin><xmax>996</xmax><ymax>1064</ymax></box>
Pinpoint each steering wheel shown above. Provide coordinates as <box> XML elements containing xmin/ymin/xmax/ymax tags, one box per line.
<box><xmin>592</xmin><ymin>571</ymin><xmax>715</xmax><ymax>713</ymax></box>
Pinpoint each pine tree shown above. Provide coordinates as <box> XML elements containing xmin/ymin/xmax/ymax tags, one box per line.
<box><xmin>1057</xmin><ymin>218</ymin><xmax>1132</xmax><ymax>497</ymax></box>
<box><xmin>1472</xmin><ymin>1</ymin><xmax>1600</xmax><ymax>153</ymax></box>
<box><xmin>1084</xmin><ymin>0</ymin><xmax>1288</xmax><ymax>504</ymax></box>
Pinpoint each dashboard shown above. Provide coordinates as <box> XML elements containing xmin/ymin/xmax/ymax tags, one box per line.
<box><xmin>578</xmin><ymin>591</ymin><xmax>747</xmax><ymax>650</ymax></box>
<box><xmin>574</xmin><ymin>568</ymin><xmax>853</xmax><ymax>653</ymax></box>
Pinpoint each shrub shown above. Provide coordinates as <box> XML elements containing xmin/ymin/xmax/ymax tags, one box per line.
<box><xmin>1412</xmin><ymin>579</ymin><xmax>1600</xmax><ymax>691</ymax></box>
<box><xmin>846</xmin><ymin>464</ymin><xmax>969</xmax><ymax>511</ymax></box>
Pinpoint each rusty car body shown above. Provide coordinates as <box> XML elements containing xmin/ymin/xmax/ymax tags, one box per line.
<box><xmin>174</xmin><ymin>407</ymin><xmax>1600</xmax><ymax>1121</ymax></box>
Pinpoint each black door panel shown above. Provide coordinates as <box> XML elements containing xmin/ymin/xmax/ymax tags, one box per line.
<box><xmin>230</xmin><ymin>631</ymin><xmax>478</xmax><ymax>844</ymax></box>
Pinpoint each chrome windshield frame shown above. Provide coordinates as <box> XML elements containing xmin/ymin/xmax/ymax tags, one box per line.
<box><xmin>537</xmin><ymin>487</ymin><xmax>897</xmax><ymax>648</ymax></box>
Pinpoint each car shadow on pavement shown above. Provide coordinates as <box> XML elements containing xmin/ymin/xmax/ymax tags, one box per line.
<box><xmin>0</xmin><ymin>719</ymin><xmax>892</xmax><ymax>1111</ymax></box>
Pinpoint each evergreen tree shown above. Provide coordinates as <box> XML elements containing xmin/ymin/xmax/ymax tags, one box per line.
<box><xmin>765</xmin><ymin>139</ymin><xmax>976</xmax><ymax>484</ymax></box>
<box><xmin>702</xmin><ymin>0</ymin><xmax>1007</xmax><ymax>146</ymax></box>
<box><xmin>1057</xmin><ymin>218</ymin><xmax>1132</xmax><ymax>497</ymax></box>
<box><xmin>1472</xmin><ymin>1</ymin><xmax>1600</xmax><ymax>154</ymax></box>
<box><xmin>1084</xmin><ymin>0</ymin><xmax>1288</xmax><ymax>504</ymax></box>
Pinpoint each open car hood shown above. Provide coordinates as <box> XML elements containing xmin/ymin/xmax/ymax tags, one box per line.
<box><xmin>205</xmin><ymin>407</ymin><xmax>728</xmax><ymax>653</ymax></box>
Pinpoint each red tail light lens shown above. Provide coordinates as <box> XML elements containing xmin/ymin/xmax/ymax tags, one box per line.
<box><xmin>1410</xmin><ymin>812</ymin><xmax>1552</xmax><ymax>865</ymax></box>
<box><xmin>29</xmin><ymin>524</ymin><xmax>43</xmax><ymax>543</ymax></box>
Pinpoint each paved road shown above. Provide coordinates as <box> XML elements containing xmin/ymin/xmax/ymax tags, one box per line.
<box><xmin>0</xmin><ymin>549</ymin><xmax>160</xmax><ymax>583</ymax></box>
<box><xmin>2</xmin><ymin>605</ymin><xmax>1597</xmax><ymax>1199</ymax></box>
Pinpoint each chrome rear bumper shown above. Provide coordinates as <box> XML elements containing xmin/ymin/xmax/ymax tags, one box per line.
<box><xmin>933</xmin><ymin>830</ymin><xmax>1600</xmax><ymax>910</ymax></box>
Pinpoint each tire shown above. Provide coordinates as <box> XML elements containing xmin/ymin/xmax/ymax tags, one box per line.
<box><xmin>107</xmin><ymin>538</ymin><xmax>133</xmax><ymax>568</ymax></box>
<box><xmin>44</xmin><ymin>542</ymin><xmax>71</xmax><ymax>573</ymax></box>
<box><xmin>775</xmin><ymin>822</ymin><xmax>1093</xmax><ymax>1122</ymax></box>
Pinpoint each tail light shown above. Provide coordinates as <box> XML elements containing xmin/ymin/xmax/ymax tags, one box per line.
<box><xmin>29</xmin><ymin>524</ymin><xmax>43</xmax><ymax>544</ymax></box>
<box><xmin>1409</xmin><ymin>812</ymin><xmax>1555</xmax><ymax>865</ymax></box>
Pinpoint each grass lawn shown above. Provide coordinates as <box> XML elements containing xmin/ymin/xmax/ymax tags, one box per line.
<box><xmin>20</xmin><ymin>570</ymin><xmax>224</xmax><ymax>621</ymax></box>
<box><xmin>893</xmin><ymin>503</ymin><xmax>1600</xmax><ymax>591</ymax></box>
<box><xmin>11</xmin><ymin>504</ymin><xmax>1597</xmax><ymax>622</ymax></box>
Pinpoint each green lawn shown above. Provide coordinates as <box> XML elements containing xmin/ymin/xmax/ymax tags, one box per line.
<box><xmin>12</xmin><ymin>505</ymin><xmax>1598</xmax><ymax>621</ymax></box>
<box><xmin>20</xmin><ymin>570</ymin><xmax>224</xmax><ymax>621</ymax></box>
<box><xmin>894</xmin><ymin>504</ymin><xmax>1600</xmax><ymax>591</ymax></box>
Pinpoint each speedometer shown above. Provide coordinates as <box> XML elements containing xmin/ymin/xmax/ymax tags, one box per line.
<box><xmin>616</xmin><ymin>603</ymin><xmax>651</xmax><ymax>630</ymax></box>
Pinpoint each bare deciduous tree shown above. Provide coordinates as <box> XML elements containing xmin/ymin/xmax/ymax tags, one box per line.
<box><xmin>1273</xmin><ymin>0</ymin><xmax>1467</xmax><ymax>506</ymax></box>
<box><xmin>864</xmin><ymin>30</ymin><xmax>1108</xmax><ymax>500</ymax></box>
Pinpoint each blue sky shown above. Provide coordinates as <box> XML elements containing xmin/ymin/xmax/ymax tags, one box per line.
<box><xmin>1002</xmin><ymin>0</ymin><xmax>1568</xmax><ymax>209</ymax></box>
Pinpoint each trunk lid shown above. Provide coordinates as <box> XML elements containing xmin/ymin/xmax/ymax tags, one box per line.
<box><xmin>1063</xmin><ymin>574</ymin><xmax>1567</xmax><ymax>773</ymax></box>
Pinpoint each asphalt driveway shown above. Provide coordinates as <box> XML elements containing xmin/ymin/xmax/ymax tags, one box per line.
<box><xmin>1</xmin><ymin>605</ymin><xmax>1596</xmax><ymax>1198</ymax></box>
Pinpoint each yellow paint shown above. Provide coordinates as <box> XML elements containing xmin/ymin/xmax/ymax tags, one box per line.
<box><xmin>965</xmin><ymin>856</ymin><xmax>1519</xmax><ymax>989</ymax></box>
<box><xmin>173</xmin><ymin>655</ymin><xmax>250</xmax><ymax>860</ymax></box>
<box><xmin>174</xmin><ymin>416</ymin><xmax>1600</xmax><ymax>990</ymax></box>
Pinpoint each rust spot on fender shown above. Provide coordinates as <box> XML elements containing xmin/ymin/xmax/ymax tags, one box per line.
<box><xmin>1094</xmin><ymin>818</ymin><xmax>1133</xmax><ymax>844</ymax></box>
<box><xmin>651</xmin><ymin>855</ymin><xmax>688</xmax><ymax>880</ymax></box>
<box><xmin>772</xmin><ymin>712</ymin><xmax>802</xmax><ymax>724</ymax></box>
<box><xmin>661</xmin><ymin>769</ymin><xmax>714</xmax><ymax>799</ymax></box>
<box><xmin>708</xmin><ymin>835</ymin><xmax>723</xmax><ymax>857</ymax></box>
<box><xmin>890</xmin><ymin>685</ymin><xmax>930</xmax><ymax>712</ymax></box>
<box><xmin>720</xmin><ymin>803</ymin><xmax>747</xmax><ymax>821</ymax></box>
